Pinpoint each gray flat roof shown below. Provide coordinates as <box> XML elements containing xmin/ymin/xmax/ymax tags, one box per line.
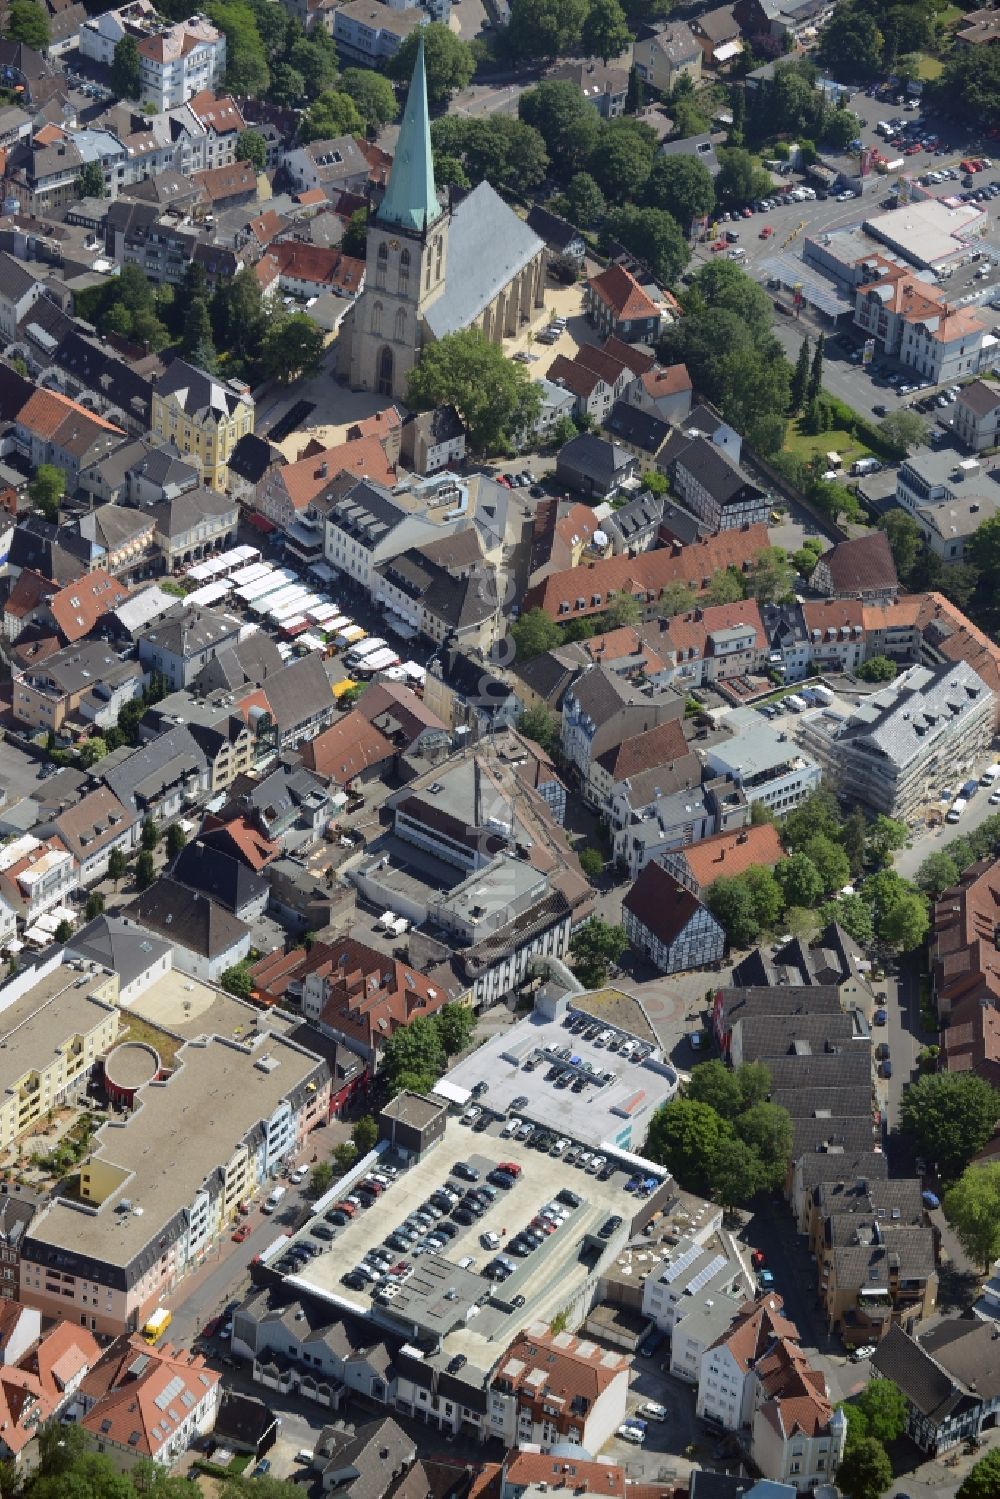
<box><xmin>0</xmin><ymin>958</ymin><xmax>118</xmax><ymax>1098</ymax></box>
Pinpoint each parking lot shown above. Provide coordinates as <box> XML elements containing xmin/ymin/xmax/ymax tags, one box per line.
<box><xmin>280</xmin><ymin>1115</ymin><xmax>655</xmax><ymax>1365</ymax></box>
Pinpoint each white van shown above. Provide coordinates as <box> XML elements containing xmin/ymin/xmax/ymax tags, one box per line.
<box><xmin>981</xmin><ymin>763</ymin><xmax>1000</xmax><ymax>786</ymax></box>
<box><xmin>262</xmin><ymin>1185</ymin><xmax>287</xmax><ymax>1214</ymax></box>
<box><xmin>946</xmin><ymin>797</ymin><xmax>968</xmax><ymax>824</ymax></box>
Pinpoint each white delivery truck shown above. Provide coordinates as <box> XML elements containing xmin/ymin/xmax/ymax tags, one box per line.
<box><xmin>946</xmin><ymin>797</ymin><xmax>969</xmax><ymax>824</ymax></box>
<box><xmin>262</xmin><ymin>1185</ymin><xmax>287</xmax><ymax>1214</ymax></box>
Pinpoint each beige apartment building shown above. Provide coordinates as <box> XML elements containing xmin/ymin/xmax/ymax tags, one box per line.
<box><xmin>21</xmin><ymin>1017</ymin><xmax>330</xmax><ymax>1335</ymax></box>
<box><xmin>0</xmin><ymin>957</ymin><xmax>120</xmax><ymax>1151</ymax></box>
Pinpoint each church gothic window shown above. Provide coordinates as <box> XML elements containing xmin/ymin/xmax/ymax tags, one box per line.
<box><xmin>399</xmin><ymin>248</ymin><xmax>410</xmax><ymax>295</ymax></box>
<box><xmin>376</xmin><ymin>242</ymin><xmax>388</xmax><ymax>290</ymax></box>
<box><xmin>371</xmin><ymin>301</ymin><xmax>383</xmax><ymax>336</ymax></box>
<box><xmin>377</xmin><ymin>346</ymin><xmax>394</xmax><ymax>397</ymax></box>
<box><xmin>394</xmin><ymin>307</ymin><xmax>406</xmax><ymax>342</ymax></box>
<box><xmin>435</xmin><ymin>237</ymin><xmax>443</xmax><ymax>281</ymax></box>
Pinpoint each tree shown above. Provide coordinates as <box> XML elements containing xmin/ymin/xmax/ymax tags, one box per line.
<box><xmin>644</xmin><ymin>154</ymin><xmax>714</xmax><ymax>228</ymax></box>
<box><xmin>807</xmin><ymin>332</ymin><xmax>825</xmax><ymax>405</ymax></box>
<box><xmin>658</xmin><ymin>581</ymin><xmax>697</xmax><ymax>618</ymax></box>
<box><xmin>715</xmin><ymin>147</ymin><xmax>771</xmax><ymax>210</ymax></box>
<box><xmin>431</xmin><ymin>115</ymin><xmax>549</xmax><ymax>194</ymax></box>
<box><xmin>135</xmin><ymin>850</ymin><xmax>156</xmax><ymax>891</ymax></box>
<box><xmin>748</xmin><ymin>546</ymin><xmax>794</xmax><ymax>602</ymax></box>
<box><xmin>235</xmin><ymin>128</ymin><xmax>267</xmax><ymax>170</ymax></box>
<box><xmin>879</xmin><ymin>890</ymin><xmax>928</xmax><ymax>951</ymax></box>
<box><xmin>53</xmin><ymin>918</ymin><xmax>74</xmax><ymax>943</ymax></box>
<box><xmin>704</xmin><ymin>567</ymin><xmax>746</xmax><ymax>605</ymax></box>
<box><xmin>165</xmin><ymin>823</ymin><xmax>187</xmax><ymax>858</ymax></box>
<box><xmin>309</xmin><ymin>1161</ymin><xmax>333</xmax><ymax>1196</ymax></box>
<box><xmin>299</xmin><ymin>89</ymin><xmax>363</xmax><ymax>142</ymax></box>
<box><xmin>823</xmin><ymin>106</ymin><xmax>860</xmax><ymax>150</ymax></box>
<box><xmin>140</xmin><ymin>817</ymin><xmax>160</xmax><ymax>851</ymax></box>
<box><xmin>334</xmin><ymin>1141</ymin><xmax>358</xmax><ymax>1172</ymax></box>
<box><xmin>341</xmin><ymin>68</ymin><xmax>399</xmax><ymax>131</ymax></box>
<box><xmin>587</xmin><ymin>123</ymin><xmax>656</xmax><ymax>203</ymax></box>
<box><xmin>261</xmin><ymin>313</ymin><xmax>325</xmax><ymax>384</ymax></box>
<box><xmin>570</xmin><ymin>918</ymin><xmax>628</xmax><ymax>987</ymax></box>
<box><xmin>181</xmin><ymin>296</ymin><xmax>216</xmax><ymax>368</ymax></box>
<box><xmin>603</xmin><ymin>204</ymin><xmax>689</xmax><ymax>286</ymax></box>
<box><xmin>790</xmin><ymin>336</ymin><xmax>810</xmax><ymax>412</ymax></box>
<box><xmin>579</xmin><ymin>847</ymin><xmax>604</xmax><ymax>879</ymax></box>
<box><xmin>604</xmin><ymin>590</ymin><xmax>641</xmax><ymax>629</ymax></box>
<box><xmin>866</xmin><ymin>815</ymin><xmax>907</xmax><ymax>868</ymax></box>
<box><xmin>28</xmin><ymin>464</ymin><xmax>65</xmax><ymax>521</ymax></box>
<box><xmin>819</xmin><ymin>893</ymin><xmax>874</xmax><ymax>946</ymax></box>
<box><xmin>511</xmin><ymin>608</ymin><xmax>563</xmax><ymax>662</ymax></box>
<box><xmin>434</xmin><ymin>1004</ymin><xmax>476</xmax><ymax>1056</ymax></box>
<box><xmin>836</xmin><ymin>1437</ymin><xmax>893</xmax><ymax>1499</ymax></box>
<box><xmin>408</xmin><ymin>328</ymin><xmax>542</xmax><ymax>454</ymax></box>
<box><xmin>581</xmin><ymin>0</ymin><xmax>630</xmax><ymax>61</ymax></box>
<box><xmin>507</xmin><ymin>0</ymin><xmax>587</xmax><ymax>56</ymax></box>
<box><xmin>686</xmin><ymin>1059</ymin><xmax>744</xmax><ymax>1119</ymax></box>
<box><xmin>878</xmin><ymin>407</ymin><xmax>929</xmax><ymax>456</ymax></box>
<box><xmin>854</xmin><ymin>1378</ymin><xmax>907</xmax><ymax>1444</ymax></box>
<box><xmin>944</xmin><ymin>1163</ymin><xmax>1000</xmax><ymax>1271</ymax></box>
<box><xmin>857</xmin><ymin>655</ymin><xmax>896</xmax><ymax>683</ymax></box>
<box><xmin>380</xmin><ymin>1013</ymin><xmax>447</xmax><ymax>1095</ymax></box>
<box><xmin>802</xmin><ymin>833</ymin><xmax>851</xmax><ymax>893</ymax></box>
<box><xmin>734</xmin><ymin>1101</ymin><xmax>793</xmax><ymax>1190</ymax></box>
<box><xmin>707</xmin><ymin>873</ymin><xmax>774</xmax><ymax>948</ymax></box>
<box><xmin>775</xmin><ymin>851</ymin><xmax>824</xmax><ymax>910</ymax></box>
<box><xmin>967</xmin><ymin>512</ymin><xmax>1000</xmax><ymax>590</ymax></box>
<box><xmin>7</xmin><ymin>0</ymin><xmax>48</xmax><ymax>48</ymax></box>
<box><xmin>221</xmin><ymin>962</ymin><xmax>254</xmax><ymax>999</ymax></box>
<box><xmin>208</xmin><ymin>0</ymin><xmax>269</xmax><ymax>96</ymax></box>
<box><xmin>565</xmin><ymin>170</ymin><xmax>606</xmax><ymax>226</ymax></box>
<box><xmin>646</xmin><ymin>1097</ymin><xmax>734</xmax><ymax>1196</ymax></box>
<box><xmin>709</xmin><ymin>1138</ymin><xmax>765</xmax><ymax>1210</ymax></box>
<box><xmin>268</xmin><ymin>62</ymin><xmax>307</xmax><ymax>107</ymax></box>
<box><xmin>520</xmin><ymin>81</ymin><xmax>602</xmax><ymax>175</ymax></box>
<box><xmin>342</xmin><ymin>207</ymin><xmax>368</xmax><ymax>259</ymax></box>
<box><xmin>390</xmin><ymin>24</ymin><xmax>475</xmax><ymax>105</ymax></box>
<box><xmin>902</xmin><ymin>1072</ymin><xmax>1000</xmax><ymax>1180</ymax></box>
<box><xmin>880</xmin><ymin>508</ymin><xmax>921</xmax><ymax>581</ymax></box>
<box><xmin>108</xmin><ymin>847</ymin><xmax>127</xmax><ymax>888</ymax></box>
<box><xmin>351</xmin><ymin>1116</ymin><xmax>378</xmax><ymax>1153</ymax></box>
<box><xmin>958</xmin><ymin>1449</ymin><xmax>1000</xmax><ymax>1499</ymax></box>
<box><xmin>111</xmin><ymin>34</ymin><xmax>140</xmax><ymax>99</ymax></box>
<box><xmin>76</xmin><ymin>159</ymin><xmax>106</xmax><ymax>199</ymax></box>
<box><xmin>519</xmin><ymin>704</ymin><xmax>559</xmax><ymax>752</ymax></box>
<box><xmin>916</xmin><ymin>849</ymin><xmax>961</xmax><ymax>899</ymax></box>
<box><xmin>818</xmin><ymin>0</ymin><xmax>884</xmax><ymax>74</ymax></box>
<box><xmin>84</xmin><ymin>891</ymin><xmax>105</xmax><ymax>921</ymax></box>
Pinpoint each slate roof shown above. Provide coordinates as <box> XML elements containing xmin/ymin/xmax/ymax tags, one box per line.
<box><xmin>526</xmin><ymin>204</ymin><xmax>584</xmax><ymax>254</ymax></box>
<box><xmin>675</xmin><ymin>436</ymin><xmax>763</xmax><ymax>506</ymax></box>
<box><xmin>957</xmin><ymin>379</ymin><xmax>1000</xmax><ymax>418</ymax></box>
<box><xmin>100</xmin><ymin>724</ymin><xmax>207</xmax><ymax>810</ymax></box>
<box><xmin>557</xmin><ymin>432</ymin><xmax>634</xmax><ymax>488</ymax></box>
<box><xmin>155</xmin><ymin>358</ymin><xmax>251</xmax><ymax>419</ymax></box>
<box><xmin>67</xmin><ymin>914</ymin><xmax>172</xmax><ymax>990</ymax></box>
<box><xmin>423</xmin><ymin>182</ymin><xmax>544</xmax><ymax>341</ymax></box>
<box><xmin>605</xmin><ymin>401</ymin><xmax>671</xmax><ymax>455</ymax></box>
<box><xmin>871</xmin><ymin>1324</ymin><xmax>964</xmax><ymax>1421</ymax></box>
<box><xmin>122</xmin><ymin>876</ymin><xmax>249</xmax><ymax>958</ymax></box>
<box><xmin>171</xmin><ymin>839</ymin><xmax>269</xmax><ymax>914</ymax></box>
<box><xmin>624</xmin><ymin>859</ymin><xmax>710</xmax><ymax>945</ymax></box>
<box><xmin>149</xmin><ymin>485</ymin><xmax>235</xmax><ymax>539</ymax></box>
<box><xmin>921</xmin><ymin>1319</ymin><xmax>1000</xmax><ymax>1400</ymax></box>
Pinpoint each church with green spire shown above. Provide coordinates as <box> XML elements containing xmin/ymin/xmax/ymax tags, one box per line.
<box><xmin>340</xmin><ymin>36</ymin><xmax>547</xmax><ymax>404</ymax></box>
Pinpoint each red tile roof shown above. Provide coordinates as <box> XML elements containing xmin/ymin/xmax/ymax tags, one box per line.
<box><xmin>940</xmin><ymin>993</ymin><xmax>1000</xmax><ymax>1087</ymax></box>
<box><xmin>597</xmin><ymin>718</ymin><xmax>689</xmax><ymax>781</ymax></box>
<box><xmin>601</xmin><ymin>335</ymin><xmax>656</xmax><ymax>377</ymax></box>
<box><xmin>17</xmin><ymin>387</ymin><xmax>124</xmax><ymax>441</ymax></box>
<box><xmin>302</xmin><ymin>709</ymin><xmax>395</xmax><ymax>784</ymax></box>
<box><xmin>524</xmin><ymin>525</ymin><xmax>770</xmax><ymax>619</ymax></box>
<box><xmin>588</xmin><ymin>264</ymin><xmax>660</xmax><ymax>321</ymax></box>
<box><xmin>495</xmin><ymin>1323</ymin><xmax>628</xmax><ymax>1408</ymax></box>
<box><xmin>272</xmin><ymin>436</ymin><xmax>396</xmax><ymax>511</ymax></box>
<box><xmin>48</xmin><ymin>571</ymin><xmax>128</xmax><ymax>643</ymax></box>
<box><xmin>78</xmin><ymin>1337</ymin><xmax>219</xmax><ymax>1460</ymax></box>
<box><xmin>641</xmin><ymin>364</ymin><xmax>693</xmax><ymax>400</ymax></box>
<box><xmin>191</xmin><ymin>160</ymin><xmax>258</xmax><ymax>204</ymax></box>
<box><xmin>187</xmin><ymin>91</ymin><xmax>244</xmax><ymax>133</ymax></box>
<box><xmin>932</xmin><ymin>857</ymin><xmax>1000</xmax><ymax>1012</ymax></box>
<box><xmin>679</xmin><ymin>824</ymin><xmax>785</xmax><ymax>890</ymax></box>
<box><xmin>814</xmin><ymin>531</ymin><xmax>898</xmax><ymax>595</ymax></box>
<box><xmin>255</xmin><ymin>240</ymin><xmax>365</xmax><ymax>295</ymax></box>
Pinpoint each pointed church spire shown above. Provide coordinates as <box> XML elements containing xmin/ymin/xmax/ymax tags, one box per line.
<box><xmin>378</xmin><ymin>35</ymin><xmax>442</xmax><ymax>234</ymax></box>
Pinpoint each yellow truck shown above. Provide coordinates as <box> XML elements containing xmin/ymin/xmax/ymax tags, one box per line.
<box><xmin>142</xmin><ymin>1307</ymin><xmax>172</xmax><ymax>1344</ymax></box>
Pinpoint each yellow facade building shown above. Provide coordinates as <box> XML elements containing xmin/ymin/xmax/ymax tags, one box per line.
<box><xmin>150</xmin><ymin>359</ymin><xmax>254</xmax><ymax>491</ymax></box>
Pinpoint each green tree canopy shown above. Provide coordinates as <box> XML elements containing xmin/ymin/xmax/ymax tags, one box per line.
<box><xmin>586</xmin><ymin>119</ymin><xmax>657</xmax><ymax>202</ymax></box>
<box><xmin>880</xmin><ymin>508</ymin><xmax>920</xmax><ymax>581</ymax></box>
<box><xmin>299</xmin><ymin>90</ymin><xmax>363</xmax><ymax>142</ymax></box>
<box><xmin>916</xmin><ymin>849</ymin><xmax>961</xmax><ymax>899</ymax></box>
<box><xmin>734</xmin><ymin>1101</ymin><xmax>793</xmax><ymax>1190</ymax></box>
<box><xmin>507</xmin><ymin>0</ymin><xmax>587</xmax><ymax>57</ymax></box>
<box><xmin>435</xmin><ymin>1004</ymin><xmax>476</xmax><ymax>1056</ymax></box>
<box><xmin>647</xmin><ymin>1097</ymin><xmax>735</xmax><ymax>1196</ymax></box>
<box><xmin>207</xmin><ymin>0</ymin><xmax>269</xmax><ymax>96</ymax></box>
<box><xmin>902</xmin><ymin>1072</ymin><xmax>1000</xmax><ymax>1179</ymax></box>
<box><xmin>221</xmin><ymin>962</ymin><xmax>254</xmax><ymax>999</ymax></box>
<box><xmin>111</xmin><ymin>34</ymin><xmax>140</xmax><ymax>99</ymax></box>
<box><xmin>930</xmin><ymin>45</ymin><xmax>1000</xmax><ymax>129</ymax></box>
<box><xmin>519</xmin><ymin>704</ymin><xmax>559</xmax><ymax>752</ymax></box>
<box><xmin>958</xmin><ymin>1448</ymin><xmax>1000</xmax><ymax>1499</ymax></box>
<box><xmin>878</xmin><ymin>407</ymin><xmax>929</xmax><ymax>456</ymax></box>
<box><xmin>390</xmin><ymin>23</ymin><xmax>475</xmax><ymax>104</ymax></box>
<box><xmin>380</xmin><ymin>1013</ymin><xmax>447</xmax><ymax>1095</ymax></box>
<box><xmin>29</xmin><ymin>464</ymin><xmax>65</xmax><ymax>521</ymax></box>
<box><xmin>658</xmin><ymin>580</ymin><xmax>697</xmax><ymax>617</ymax></box>
<box><xmin>135</xmin><ymin>849</ymin><xmax>156</xmax><ymax>891</ymax></box>
<box><xmin>802</xmin><ymin>833</ymin><xmax>851</xmax><ymax>894</ymax></box>
<box><xmin>857</xmin><ymin>655</ymin><xmax>897</xmax><ymax>683</ymax></box>
<box><xmin>431</xmin><ymin>114</ymin><xmax>548</xmax><ymax>193</ymax></box>
<box><xmin>644</xmin><ymin>154</ymin><xmax>715</xmax><ymax>227</ymax></box>
<box><xmin>519</xmin><ymin>80</ymin><xmax>602</xmax><ymax>174</ymax></box>
<box><xmin>835</xmin><ymin>1436</ymin><xmax>893</xmax><ymax>1499</ymax></box>
<box><xmin>261</xmin><ymin>313</ymin><xmax>325</xmax><ymax>384</ymax></box>
<box><xmin>817</xmin><ymin>1</ymin><xmax>884</xmax><ymax>74</ymax></box>
<box><xmin>352</xmin><ymin>1115</ymin><xmax>378</xmax><ymax>1153</ymax></box>
<box><xmin>564</xmin><ymin>170</ymin><xmax>606</xmax><ymax>226</ymax></box>
<box><xmin>7</xmin><ymin>0</ymin><xmax>48</xmax><ymax>48</ymax></box>
<box><xmin>686</xmin><ymin>1059</ymin><xmax>744</xmax><ymax>1119</ymax></box>
<box><xmin>704</xmin><ymin>567</ymin><xmax>746</xmax><ymax>605</ymax></box>
<box><xmin>570</xmin><ymin>918</ymin><xmax>628</xmax><ymax>986</ymax></box>
<box><xmin>407</xmin><ymin>328</ymin><xmax>542</xmax><ymax>454</ymax></box>
<box><xmin>714</xmin><ymin>146</ymin><xmax>771</xmax><ymax>209</ymax></box>
<box><xmin>342</xmin><ymin>207</ymin><xmax>368</xmax><ymax>259</ymax></box>
<box><xmin>235</xmin><ymin>128</ymin><xmax>267</xmax><ymax>170</ymax></box>
<box><xmin>819</xmin><ymin>893</ymin><xmax>874</xmax><ymax>946</ymax></box>
<box><xmin>603</xmin><ymin>204</ymin><xmax>689</xmax><ymax>287</ymax></box>
<box><xmin>340</xmin><ymin>68</ymin><xmax>400</xmax><ymax>130</ymax></box>
<box><xmin>581</xmin><ymin>0</ymin><xmax>630</xmax><ymax>61</ymax></box>
<box><xmin>775</xmin><ymin>851</ymin><xmax>824</xmax><ymax>909</ymax></box>
<box><xmin>853</xmin><ymin>1378</ymin><xmax>908</xmax><ymax>1444</ymax></box>
<box><xmin>944</xmin><ymin>1163</ymin><xmax>1000</xmax><ymax>1271</ymax></box>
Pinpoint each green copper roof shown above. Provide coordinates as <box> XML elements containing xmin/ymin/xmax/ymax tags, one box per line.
<box><xmin>378</xmin><ymin>36</ymin><xmax>442</xmax><ymax>235</ymax></box>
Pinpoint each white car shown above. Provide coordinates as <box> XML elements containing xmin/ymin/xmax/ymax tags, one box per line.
<box><xmin>552</xmin><ymin>1137</ymin><xmax>569</xmax><ymax>1155</ymax></box>
<box><xmin>640</xmin><ymin>1403</ymin><xmax>668</xmax><ymax>1422</ymax></box>
<box><xmin>501</xmin><ymin>1116</ymin><xmax>521</xmax><ymax>1138</ymax></box>
<box><xmin>289</xmin><ymin>1168</ymin><xmax>307</xmax><ymax>1185</ymax></box>
<box><xmin>462</xmin><ymin>1105</ymin><xmax>481</xmax><ymax>1124</ymax></box>
<box><xmin>617</xmin><ymin>1425</ymin><xmax>643</xmax><ymax>1444</ymax></box>
<box><xmin>989</xmin><ymin>790</ymin><xmax>1000</xmax><ymax>805</ymax></box>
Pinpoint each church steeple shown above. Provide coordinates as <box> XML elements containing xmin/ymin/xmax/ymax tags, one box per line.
<box><xmin>377</xmin><ymin>35</ymin><xmax>442</xmax><ymax>235</ymax></box>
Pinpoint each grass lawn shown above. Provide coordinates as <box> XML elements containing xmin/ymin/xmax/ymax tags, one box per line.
<box><xmin>783</xmin><ymin>422</ymin><xmax>874</xmax><ymax>469</ymax></box>
<box><xmin>916</xmin><ymin>53</ymin><xmax>944</xmax><ymax>79</ymax></box>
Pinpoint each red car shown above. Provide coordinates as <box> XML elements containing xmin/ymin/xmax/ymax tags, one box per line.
<box><xmin>201</xmin><ymin>1316</ymin><xmax>221</xmax><ymax>1339</ymax></box>
<box><xmin>751</xmin><ymin>1250</ymin><xmax>766</xmax><ymax>1268</ymax></box>
<box><xmin>712</xmin><ymin>238</ymin><xmax>727</xmax><ymax>252</ymax></box>
<box><xmin>741</xmin><ymin>206</ymin><xmax>753</xmax><ymax>219</ymax></box>
<box><xmin>904</xmin><ymin>144</ymin><xmax>921</xmax><ymax>155</ymax></box>
<box><xmin>759</xmin><ymin>225</ymin><xmax>773</xmax><ymax>238</ymax></box>
<box><xmin>231</xmin><ymin>1223</ymin><xmax>252</xmax><ymax>1243</ymax></box>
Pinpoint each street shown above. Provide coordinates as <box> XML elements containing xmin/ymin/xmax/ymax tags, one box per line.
<box><xmin>895</xmin><ymin>780</ymin><xmax>1000</xmax><ymax>879</ymax></box>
